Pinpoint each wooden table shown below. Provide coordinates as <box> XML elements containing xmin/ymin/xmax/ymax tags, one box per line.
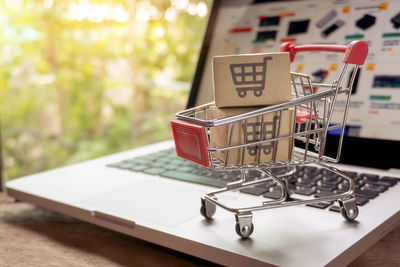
<box><xmin>0</xmin><ymin>192</ymin><xmax>399</xmax><ymax>266</ymax></box>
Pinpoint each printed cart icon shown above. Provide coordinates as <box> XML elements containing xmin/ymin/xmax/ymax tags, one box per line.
<box><xmin>230</xmin><ymin>56</ymin><xmax>272</xmax><ymax>98</ymax></box>
<box><xmin>242</xmin><ymin>116</ymin><xmax>278</xmax><ymax>156</ymax></box>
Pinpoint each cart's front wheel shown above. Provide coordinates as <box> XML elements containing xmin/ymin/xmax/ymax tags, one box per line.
<box><xmin>200</xmin><ymin>197</ymin><xmax>216</xmax><ymax>220</ymax></box>
<box><xmin>235</xmin><ymin>212</ymin><xmax>254</xmax><ymax>238</ymax></box>
<box><xmin>253</xmin><ymin>88</ymin><xmax>263</xmax><ymax>97</ymax></box>
<box><xmin>235</xmin><ymin>222</ymin><xmax>254</xmax><ymax>238</ymax></box>
<box><xmin>338</xmin><ymin>198</ymin><xmax>359</xmax><ymax>222</ymax></box>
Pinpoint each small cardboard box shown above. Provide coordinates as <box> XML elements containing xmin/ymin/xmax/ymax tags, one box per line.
<box><xmin>212</xmin><ymin>52</ymin><xmax>291</xmax><ymax>108</ymax></box>
<box><xmin>210</xmin><ymin>106</ymin><xmax>294</xmax><ymax>166</ymax></box>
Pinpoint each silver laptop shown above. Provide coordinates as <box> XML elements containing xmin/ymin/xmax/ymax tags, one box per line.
<box><xmin>6</xmin><ymin>0</ymin><xmax>400</xmax><ymax>266</ymax></box>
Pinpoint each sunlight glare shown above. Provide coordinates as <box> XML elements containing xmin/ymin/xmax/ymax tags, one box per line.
<box><xmin>165</xmin><ymin>7</ymin><xmax>176</xmax><ymax>21</ymax></box>
<box><xmin>196</xmin><ymin>2</ymin><xmax>207</xmax><ymax>18</ymax></box>
<box><xmin>43</xmin><ymin>0</ymin><xmax>53</xmax><ymax>9</ymax></box>
<box><xmin>187</xmin><ymin>4</ymin><xmax>196</xmax><ymax>16</ymax></box>
<box><xmin>5</xmin><ymin>0</ymin><xmax>24</xmax><ymax>9</ymax></box>
<box><xmin>171</xmin><ymin>0</ymin><xmax>189</xmax><ymax>10</ymax></box>
<box><xmin>65</xmin><ymin>2</ymin><xmax>129</xmax><ymax>23</ymax></box>
<box><xmin>153</xmin><ymin>26</ymin><xmax>165</xmax><ymax>38</ymax></box>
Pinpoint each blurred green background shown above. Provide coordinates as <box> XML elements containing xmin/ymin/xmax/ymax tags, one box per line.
<box><xmin>0</xmin><ymin>0</ymin><xmax>210</xmax><ymax>180</ymax></box>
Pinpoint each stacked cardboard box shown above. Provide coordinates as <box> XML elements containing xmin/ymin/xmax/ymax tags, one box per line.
<box><xmin>213</xmin><ymin>53</ymin><xmax>291</xmax><ymax>107</ymax></box>
<box><xmin>211</xmin><ymin>52</ymin><xmax>294</xmax><ymax>166</ymax></box>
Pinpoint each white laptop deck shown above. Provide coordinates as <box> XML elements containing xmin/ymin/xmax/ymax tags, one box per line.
<box><xmin>6</xmin><ymin>141</ymin><xmax>400</xmax><ymax>267</ymax></box>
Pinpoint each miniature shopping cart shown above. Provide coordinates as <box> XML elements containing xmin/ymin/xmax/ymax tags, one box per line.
<box><xmin>171</xmin><ymin>41</ymin><xmax>368</xmax><ymax>238</ymax></box>
<box><xmin>230</xmin><ymin>56</ymin><xmax>272</xmax><ymax>97</ymax></box>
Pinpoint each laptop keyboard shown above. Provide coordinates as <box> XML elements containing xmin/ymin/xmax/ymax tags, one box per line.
<box><xmin>108</xmin><ymin>148</ymin><xmax>398</xmax><ymax>212</ymax></box>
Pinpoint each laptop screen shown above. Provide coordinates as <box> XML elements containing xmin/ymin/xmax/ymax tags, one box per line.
<box><xmin>188</xmin><ymin>0</ymin><xmax>400</xmax><ymax>169</ymax></box>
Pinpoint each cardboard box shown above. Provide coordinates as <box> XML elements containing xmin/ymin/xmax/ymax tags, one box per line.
<box><xmin>210</xmin><ymin>106</ymin><xmax>294</xmax><ymax>166</ymax></box>
<box><xmin>212</xmin><ymin>52</ymin><xmax>291</xmax><ymax>107</ymax></box>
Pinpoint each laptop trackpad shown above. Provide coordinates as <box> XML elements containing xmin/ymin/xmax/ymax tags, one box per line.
<box><xmin>81</xmin><ymin>179</ymin><xmax>206</xmax><ymax>227</ymax></box>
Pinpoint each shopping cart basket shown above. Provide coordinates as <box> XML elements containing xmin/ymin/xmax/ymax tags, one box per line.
<box><xmin>230</xmin><ymin>56</ymin><xmax>272</xmax><ymax>97</ymax></box>
<box><xmin>171</xmin><ymin>41</ymin><xmax>368</xmax><ymax>238</ymax></box>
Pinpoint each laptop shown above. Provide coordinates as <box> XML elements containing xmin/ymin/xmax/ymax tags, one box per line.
<box><xmin>6</xmin><ymin>0</ymin><xmax>400</xmax><ymax>266</ymax></box>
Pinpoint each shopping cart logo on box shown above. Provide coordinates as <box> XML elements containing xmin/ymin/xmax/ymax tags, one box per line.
<box><xmin>229</xmin><ymin>56</ymin><xmax>272</xmax><ymax>98</ymax></box>
<box><xmin>242</xmin><ymin>116</ymin><xmax>278</xmax><ymax>156</ymax></box>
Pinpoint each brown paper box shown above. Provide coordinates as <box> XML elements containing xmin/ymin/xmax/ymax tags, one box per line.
<box><xmin>212</xmin><ymin>52</ymin><xmax>291</xmax><ymax>108</ymax></box>
<box><xmin>210</xmin><ymin>106</ymin><xmax>294</xmax><ymax>166</ymax></box>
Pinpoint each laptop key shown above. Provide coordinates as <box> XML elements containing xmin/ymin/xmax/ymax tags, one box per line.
<box><xmin>126</xmin><ymin>158</ymin><xmax>152</xmax><ymax>165</ymax></box>
<box><xmin>263</xmin><ymin>189</ymin><xmax>283</xmax><ymax>200</ymax></box>
<box><xmin>359</xmin><ymin>174</ymin><xmax>379</xmax><ymax>182</ymax></box>
<box><xmin>149</xmin><ymin>162</ymin><xmax>170</xmax><ymax>168</ymax></box>
<box><xmin>156</xmin><ymin>157</ymin><xmax>173</xmax><ymax>164</ymax></box>
<box><xmin>362</xmin><ymin>183</ymin><xmax>388</xmax><ymax>193</ymax></box>
<box><xmin>369</xmin><ymin>180</ymin><xmax>395</xmax><ymax>187</ymax></box>
<box><xmin>135</xmin><ymin>155</ymin><xmax>157</xmax><ymax>162</ymax></box>
<box><xmin>314</xmin><ymin>190</ymin><xmax>336</xmax><ymax>198</ymax></box>
<box><xmin>335</xmin><ymin>188</ymin><xmax>348</xmax><ymax>194</ymax></box>
<box><xmin>356</xmin><ymin>181</ymin><xmax>365</xmax><ymax>189</ymax></box>
<box><xmin>220</xmin><ymin>175</ymin><xmax>238</xmax><ymax>182</ymax></box>
<box><xmin>245</xmin><ymin>169</ymin><xmax>262</xmax><ymax>179</ymax></box>
<box><xmin>354</xmin><ymin>188</ymin><xmax>379</xmax><ymax>199</ymax></box>
<box><xmin>315</xmin><ymin>185</ymin><xmax>337</xmax><ymax>192</ymax></box>
<box><xmin>321</xmin><ymin>176</ymin><xmax>342</xmax><ymax>184</ymax></box>
<box><xmin>301</xmin><ymin>173</ymin><xmax>320</xmax><ymax>181</ymax></box>
<box><xmin>240</xmin><ymin>186</ymin><xmax>270</xmax><ymax>196</ymax></box>
<box><xmin>169</xmin><ymin>159</ymin><xmax>186</xmax><ymax>165</ymax></box>
<box><xmin>320</xmin><ymin>169</ymin><xmax>333</xmax><ymax>176</ymax></box>
<box><xmin>306</xmin><ymin>202</ymin><xmax>332</xmax><ymax>209</ymax></box>
<box><xmin>115</xmin><ymin>162</ymin><xmax>135</xmax><ymax>169</ymax></box>
<box><xmin>161</xmin><ymin>164</ymin><xmax>178</xmax><ymax>170</ymax></box>
<box><xmin>205</xmin><ymin>171</ymin><xmax>225</xmax><ymax>178</ymax></box>
<box><xmin>381</xmin><ymin>176</ymin><xmax>399</xmax><ymax>182</ymax></box>
<box><xmin>143</xmin><ymin>168</ymin><xmax>166</xmax><ymax>175</ymax></box>
<box><xmin>295</xmin><ymin>177</ymin><xmax>317</xmax><ymax>186</ymax></box>
<box><xmin>295</xmin><ymin>182</ymin><xmax>316</xmax><ymax>189</ymax></box>
<box><xmin>161</xmin><ymin>171</ymin><xmax>227</xmax><ymax>188</ymax></box>
<box><xmin>356</xmin><ymin>196</ymin><xmax>369</xmax><ymax>206</ymax></box>
<box><xmin>175</xmin><ymin>166</ymin><xmax>195</xmax><ymax>173</ymax></box>
<box><xmin>303</xmin><ymin>167</ymin><xmax>320</xmax><ymax>174</ymax></box>
<box><xmin>128</xmin><ymin>165</ymin><xmax>148</xmax><ymax>172</ymax></box>
<box><xmin>294</xmin><ymin>187</ymin><xmax>315</xmax><ymax>196</ymax></box>
<box><xmin>337</xmin><ymin>184</ymin><xmax>349</xmax><ymax>191</ymax></box>
<box><xmin>181</xmin><ymin>161</ymin><xmax>195</xmax><ymax>166</ymax></box>
<box><xmin>329</xmin><ymin>206</ymin><xmax>341</xmax><ymax>213</ymax></box>
<box><xmin>343</xmin><ymin>171</ymin><xmax>357</xmax><ymax>178</ymax></box>
<box><xmin>261</xmin><ymin>179</ymin><xmax>277</xmax><ymax>187</ymax></box>
<box><xmin>378</xmin><ymin>176</ymin><xmax>398</xmax><ymax>187</ymax></box>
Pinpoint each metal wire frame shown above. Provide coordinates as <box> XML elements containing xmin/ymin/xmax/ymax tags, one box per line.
<box><xmin>176</xmin><ymin>65</ymin><xmax>357</xmax><ymax>170</ymax></box>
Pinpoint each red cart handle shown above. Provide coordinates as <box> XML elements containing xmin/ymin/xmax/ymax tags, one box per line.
<box><xmin>280</xmin><ymin>40</ymin><xmax>368</xmax><ymax>65</ymax></box>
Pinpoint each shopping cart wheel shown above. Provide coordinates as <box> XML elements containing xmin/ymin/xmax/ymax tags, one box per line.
<box><xmin>236</xmin><ymin>88</ymin><xmax>247</xmax><ymax>98</ymax></box>
<box><xmin>253</xmin><ymin>88</ymin><xmax>263</xmax><ymax>97</ymax></box>
<box><xmin>338</xmin><ymin>197</ymin><xmax>359</xmax><ymax>222</ymax></box>
<box><xmin>200</xmin><ymin>197</ymin><xmax>216</xmax><ymax>220</ymax></box>
<box><xmin>235</xmin><ymin>212</ymin><xmax>254</xmax><ymax>238</ymax></box>
<box><xmin>235</xmin><ymin>222</ymin><xmax>254</xmax><ymax>238</ymax></box>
